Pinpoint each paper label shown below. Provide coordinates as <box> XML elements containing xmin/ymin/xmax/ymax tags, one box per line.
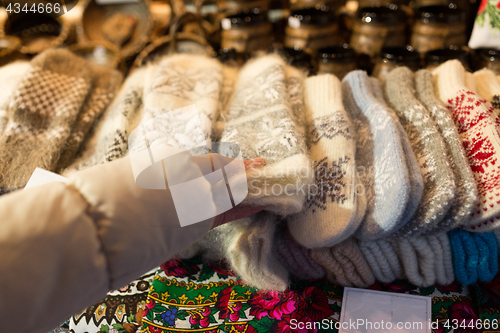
<box><xmin>24</xmin><ymin>168</ymin><xmax>67</xmax><ymax>190</ymax></box>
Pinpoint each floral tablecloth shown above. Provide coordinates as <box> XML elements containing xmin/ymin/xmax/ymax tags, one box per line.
<box><xmin>67</xmin><ymin>256</ymin><xmax>500</xmax><ymax>333</ymax></box>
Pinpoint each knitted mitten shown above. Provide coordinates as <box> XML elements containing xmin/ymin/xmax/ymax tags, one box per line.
<box><xmin>272</xmin><ymin>226</ymin><xmax>326</xmax><ymax>280</ymax></box>
<box><xmin>67</xmin><ymin>68</ymin><xmax>146</xmax><ymax>172</ymax></box>
<box><xmin>385</xmin><ymin>67</ymin><xmax>456</xmax><ymax>237</ymax></box>
<box><xmin>0</xmin><ymin>61</ymin><xmax>32</xmax><ymax>136</ymax></box>
<box><xmin>0</xmin><ymin>49</ymin><xmax>92</xmax><ymax>189</ymax></box>
<box><xmin>358</xmin><ymin>238</ymin><xmax>405</xmax><ymax>283</ymax></box>
<box><xmin>310</xmin><ymin>237</ymin><xmax>375</xmax><ymax>288</ymax></box>
<box><xmin>57</xmin><ymin>65</ymin><xmax>123</xmax><ymax>171</ymax></box>
<box><xmin>220</xmin><ymin>55</ymin><xmax>312</xmax><ymax>215</ymax></box>
<box><xmin>415</xmin><ymin>70</ymin><xmax>478</xmax><ymax>231</ymax></box>
<box><xmin>434</xmin><ymin>60</ymin><xmax>500</xmax><ymax>230</ymax></box>
<box><xmin>342</xmin><ymin>71</ymin><xmax>410</xmax><ymax>240</ymax></box>
<box><xmin>474</xmin><ymin>68</ymin><xmax>500</xmax><ymax>113</ymax></box>
<box><xmin>287</xmin><ymin>74</ymin><xmax>360</xmax><ymax>248</ymax></box>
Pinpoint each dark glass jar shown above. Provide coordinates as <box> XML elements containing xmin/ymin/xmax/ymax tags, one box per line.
<box><xmin>425</xmin><ymin>46</ymin><xmax>470</xmax><ymax>70</ymax></box>
<box><xmin>290</xmin><ymin>0</ymin><xmax>345</xmax><ymax>13</ymax></box>
<box><xmin>284</xmin><ymin>7</ymin><xmax>340</xmax><ymax>52</ymax></box>
<box><xmin>350</xmin><ymin>6</ymin><xmax>407</xmax><ymax>58</ymax></box>
<box><xmin>217</xmin><ymin>47</ymin><xmax>247</xmax><ymax>67</ymax></box>
<box><xmin>358</xmin><ymin>0</ymin><xmax>409</xmax><ymax>7</ymax></box>
<box><xmin>217</xmin><ymin>0</ymin><xmax>270</xmax><ymax>13</ymax></box>
<box><xmin>372</xmin><ymin>46</ymin><xmax>420</xmax><ymax>80</ymax></box>
<box><xmin>411</xmin><ymin>5</ymin><xmax>466</xmax><ymax>53</ymax></box>
<box><xmin>317</xmin><ymin>44</ymin><xmax>356</xmax><ymax>79</ymax></box>
<box><xmin>475</xmin><ymin>48</ymin><xmax>500</xmax><ymax>75</ymax></box>
<box><xmin>221</xmin><ymin>8</ymin><xmax>273</xmax><ymax>54</ymax></box>
<box><xmin>278</xmin><ymin>46</ymin><xmax>316</xmax><ymax>75</ymax></box>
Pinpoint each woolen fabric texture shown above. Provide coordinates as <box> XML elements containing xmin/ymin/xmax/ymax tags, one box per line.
<box><xmin>358</xmin><ymin>238</ymin><xmax>405</xmax><ymax>283</ymax></box>
<box><xmin>473</xmin><ymin>232</ymin><xmax>498</xmax><ymax>282</ymax></box>
<box><xmin>0</xmin><ymin>49</ymin><xmax>92</xmax><ymax>189</ymax></box>
<box><xmin>474</xmin><ymin>68</ymin><xmax>500</xmax><ymax>113</ymax></box>
<box><xmin>342</xmin><ymin>71</ymin><xmax>410</xmax><ymax>240</ymax></box>
<box><xmin>427</xmin><ymin>232</ymin><xmax>455</xmax><ymax>285</ymax></box>
<box><xmin>434</xmin><ymin>60</ymin><xmax>500</xmax><ymax>231</ymax></box>
<box><xmin>385</xmin><ymin>67</ymin><xmax>456</xmax><ymax>237</ymax></box>
<box><xmin>415</xmin><ymin>70</ymin><xmax>478</xmax><ymax>231</ymax></box>
<box><xmin>272</xmin><ymin>225</ymin><xmax>326</xmax><ymax>280</ymax></box>
<box><xmin>465</xmin><ymin>72</ymin><xmax>479</xmax><ymax>95</ymax></box>
<box><xmin>220</xmin><ymin>55</ymin><xmax>313</xmax><ymax>216</ymax></box>
<box><xmin>288</xmin><ymin>74</ymin><xmax>362</xmax><ymax>248</ymax></box>
<box><xmin>310</xmin><ymin>237</ymin><xmax>375</xmax><ymax>288</ymax></box>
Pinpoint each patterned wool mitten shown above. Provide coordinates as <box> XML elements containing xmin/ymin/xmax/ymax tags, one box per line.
<box><xmin>342</xmin><ymin>71</ymin><xmax>410</xmax><ymax>240</ymax></box>
<box><xmin>474</xmin><ymin>68</ymin><xmax>500</xmax><ymax>114</ymax></box>
<box><xmin>385</xmin><ymin>67</ymin><xmax>456</xmax><ymax>237</ymax></box>
<box><xmin>272</xmin><ymin>225</ymin><xmax>326</xmax><ymax>280</ymax></box>
<box><xmin>310</xmin><ymin>237</ymin><xmax>375</xmax><ymax>288</ymax></box>
<box><xmin>0</xmin><ymin>49</ymin><xmax>92</xmax><ymax>189</ymax></box>
<box><xmin>0</xmin><ymin>61</ymin><xmax>32</xmax><ymax>136</ymax></box>
<box><xmin>287</xmin><ymin>74</ymin><xmax>361</xmax><ymax>248</ymax></box>
<box><xmin>369</xmin><ymin>78</ymin><xmax>424</xmax><ymax>226</ymax></box>
<box><xmin>57</xmin><ymin>65</ymin><xmax>123</xmax><ymax>171</ymax></box>
<box><xmin>67</xmin><ymin>68</ymin><xmax>146</xmax><ymax>172</ymax></box>
<box><xmin>220</xmin><ymin>55</ymin><xmax>312</xmax><ymax>215</ymax></box>
<box><xmin>415</xmin><ymin>70</ymin><xmax>478</xmax><ymax>231</ymax></box>
<box><xmin>434</xmin><ymin>60</ymin><xmax>500</xmax><ymax>231</ymax></box>
<box><xmin>358</xmin><ymin>238</ymin><xmax>405</xmax><ymax>283</ymax></box>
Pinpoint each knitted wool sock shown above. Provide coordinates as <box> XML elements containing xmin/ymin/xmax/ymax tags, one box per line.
<box><xmin>67</xmin><ymin>68</ymin><xmax>146</xmax><ymax>172</ymax></box>
<box><xmin>0</xmin><ymin>49</ymin><xmax>92</xmax><ymax>189</ymax></box>
<box><xmin>474</xmin><ymin>232</ymin><xmax>498</xmax><ymax>282</ymax></box>
<box><xmin>434</xmin><ymin>60</ymin><xmax>500</xmax><ymax>230</ymax></box>
<box><xmin>272</xmin><ymin>225</ymin><xmax>326</xmax><ymax>280</ymax></box>
<box><xmin>465</xmin><ymin>72</ymin><xmax>479</xmax><ymax>95</ymax></box>
<box><xmin>385</xmin><ymin>67</ymin><xmax>456</xmax><ymax>237</ymax></box>
<box><xmin>427</xmin><ymin>232</ymin><xmax>455</xmax><ymax>285</ymax></box>
<box><xmin>369</xmin><ymin>78</ymin><xmax>424</xmax><ymax>225</ymax></box>
<box><xmin>449</xmin><ymin>229</ymin><xmax>479</xmax><ymax>285</ymax></box>
<box><xmin>342</xmin><ymin>71</ymin><xmax>410</xmax><ymax>240</ymax></box>
<box><xmin>358</xmin><ymin>238</ymin><xmax>405</xmax><ymax>283</ymax></box>
<box><xmin>219</xmin><ymin>55</ymin><xmax>313</xmax><ymax>216</ymax></box>
<box><xmin>310</xmin><ymin>237</ymin><xmax>375</xmax><ymax>287</ymax></box>
<box><xmin>56</xmin><ymin>65</ymin><xmax>123</xmax><ymax>171</ymax></box>
<box><xmin>415</xmin><ymin>70</ymin><xmax>478</xmax><ymax>231</ymax></box>
<box><xmin>474</xmin><ymin>68</ymin><xmax>500</xmax><ymax>114</ymax></box>
<box><xmin>0</xmin><ymin>61</ymin><xmax>32</xmax><ymax>136</ymax></box>
<box><xmin>287</xmin><ymin>74</ymin><xmax>360</xmax><ymax>248</ymax></box>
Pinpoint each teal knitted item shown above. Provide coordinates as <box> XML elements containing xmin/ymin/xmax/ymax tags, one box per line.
<box><xmin>449</xmin><ymin>229</ymin><xmax>478</xmax><ymax>285</ymax></box>
<box><xmin>473</xmin><ymin>232</ymin><xmax>498</xmax><ymax>282</ymax></box>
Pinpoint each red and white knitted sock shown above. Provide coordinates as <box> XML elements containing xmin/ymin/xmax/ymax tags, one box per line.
<box><xmin>434</xmin><ymin>60</ymin><xmax>500</xmax><ymax>231</ymax></box>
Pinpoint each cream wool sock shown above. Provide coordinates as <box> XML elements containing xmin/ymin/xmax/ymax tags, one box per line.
<box><xmin>220</xmin><ymin>55</ymin><xmax>313</xmax><ymax>216</ymax></box>
<box><xmin>57</xmin><ymin>65</ymin><xmax>123</xmax><ymax>171</ymax></box>
<box><xmin>0</xmin><ymin>49</ymin><xmax>92</xmax><ymax>189</ymax></box>
<box><xmin>310</xmin><ymin>237</ymin><xmax>375</xmax><ymax>288</ymax></box>
<box><xmin>0</xmin><ymin>61</ymin><xmax>32</xmax><ymax>136</ymax></box>
<box><xmin>465</xmin><ymin>72</ymin><xmax>479</xmax><ymax>95</ymax></box>
<box><xmin>67</xmin><ymin>68</ymin><xmax>146</xmax><ymax>172</ymax></box>
<box><xmin>385</xmin><ymin>67</ymin><xmax>456</xmax><ymax>237</ymax></box>
<box><xmin>342</xmin><ymin>71</ymin><xmax>410</xmax><ymax>240</ymax></box>
<box><xmin>474</xmin><ymin>68</ymin><xmax>500</xmax><ymax>114</ymax></box>
<box><xmin>427</xmin><ymin>232</ymin><xmax>455</xmax><ymax>285</ymax></box>
<box><xmin>415</xmin><ymin>70</ymin><xmax>478</xmax><ymax>231</ymax></box>
<box><xmin>359</xmin><ymin>239</ymin><xmax>405</xmax><ymax>283</ymax></box>
<box><xmin>434</xmin><ymin>60</ymin><xmax>500</xmax><ymax>231</ymax></box>
<box><xmin>287</xmin><ymin>74</ymin><xmax>361</xmax><ymax>248</ymax></box>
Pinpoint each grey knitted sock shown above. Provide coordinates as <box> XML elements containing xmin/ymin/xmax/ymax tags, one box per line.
<box><xmin>396</xmin><ymin>236</ymin><xmax>436</xmax><ymax>287</ymax></box>
<box><xmin>57</xmin><ymin>65</ymin><xmax>123</xmax><ymax>171</ymax></box>
<box><xmin>358</xmin><ymin>238</ymin><xmax>405</xmax><ymax>283</ymax></box>
<box><xmin>385</xmin><ymin>67</ymin><xmax>456</xmax><ymax>237</ymax></box>
<box><xmin>0</xmin><ymin>49</ymin><xmax>92</xmax><ymax>189</ymax></box>
<box><xmin>342</xmin><ymin>71</ymin><xmax>411</xmax><ymax>240</ymax></box>
<box><xmin>414</xmin><ymin>69</ymin><xmax>478</xmax><ymax>231</ymax></box>
<box><xmin>427</xmin><ymin>232</ymin><xmax>455</xmax><ymax>285</ymax></box>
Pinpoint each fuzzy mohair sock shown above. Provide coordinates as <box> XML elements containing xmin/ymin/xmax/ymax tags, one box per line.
<box><xmin>66</xmin><ymin>68</ymin><xmax>146</xmax><ymax>172</ymax></box>
<box><xmin>358</xmin><ymin>238</ymin><xmax>405</xmax><ymax>283</ymax></box>
<box><xmin>0</xmin><ymin>49</ymin><xmax>92</xmax><ymax>189</ymax></box>
<box><xmin>220</xmin><ymin>55</ymin><xmax>313</xmax><ymax>216</ymax></box>
<box><xmin>342</xmin><ymin>71</ymin><xmax>410</xmax><ymax>240</ymax></box>
<box><xmin>385</xmin><ymin>67</ymin><xmax>456</xmax><ymax>237</ymax></box>
<box><xmin>474</xmin><ymin>68</ymin><xmax>500</xmax><ymax>114</ymax></box>
<box><xmin>369</xmin><ymin>78</ymin><xmax>424</xmax><ymax>226</ymax></box>
<box><xmin>434</xmin><ymin>60</ymin><xmax>500</xmax><ymax>231</ymax></box>
<box><xmin>0</xmin><ymin>61</ymin><xmax>32</xmax><ymax>136</ymax></box>
<box><xmin>272</xmin><ymin>225</ymin><xmax>326</xmax><ymax>280</ymax></box>
<box><xmin>287</xmin><ymin>74</ymin><xmax>360</xmax><ymax>248</ymax></box>
<box><xmin>310</xmin><ymin>237</ymin><xmax>375</xmax><ymax>288</ymax></box>
<box><xmin>56</xmin><ymin>65</ymin><xmax>123</xmax><ymax>171</ymax></box>
<box><xmin>415</xmin><ymin>70</ymin><xmax>478</xmax><ymax>231</ymax></box>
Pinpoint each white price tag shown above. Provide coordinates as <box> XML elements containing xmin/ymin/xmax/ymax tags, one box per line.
<box><xmin>24</xmin><ymin>168</ymin><xmax>67</xmax><ymax>190</ymax></box>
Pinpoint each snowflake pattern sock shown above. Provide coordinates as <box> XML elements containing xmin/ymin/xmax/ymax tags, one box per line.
<box><xmin>434</xmin><ymin>60</ymin><xmax>500</xmax><ymax>231</ymax></box>
<box><xmin>220</xmin><ymin>55</ymin><xmax>313</xmax><ymax>216</ymax></box>
<box><xmin>385</xmin><ymin>67</ymin><xmax>456</xmax><ymax>237</ymax></box>
<box><xmin>474</xmin><ymin>68</ymin><xmax>500</xmax><ymax>114</ymax></box>
<box><xmin>287</xmin><ymin>74</ymin><xmax>361</xmax><ymax>248</ymax></box>
<box><xmin>57</xmin><ymin>64</ymin><xmax>123</xmax><ymax>171</ymax></box>
<box><xmin>342</xmin><ymin>71</ymin><xmax>410</xmax><ymax>240</ymax></box>
<box><xmin>0</xmin><ymin>49</ymin><xmax>92</xmax><ymax>189</ymax></box>
<box><xmin>415</xmin><ymin>70</ymin><xmax>478</xmax><ymax>231</ymax></box>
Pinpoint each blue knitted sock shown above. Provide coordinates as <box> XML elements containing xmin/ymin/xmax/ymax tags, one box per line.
<box><xmin>473</xmin><ymin>232</ymin><xmax>498</xmax><ymax>282</ymax></box>
<box><xmin>449</xmin><ymin>229</ymin><xmax>478</xmax><ymax>285</ymax></box>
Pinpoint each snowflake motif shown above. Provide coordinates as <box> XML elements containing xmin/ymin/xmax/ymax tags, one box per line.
<box><xmin>310</xmin><ymin>113</ymin><xmax>353</xmax><ymax>144</ymax></box>
<box><xmin>492</xmin><ymin>95</ymin><xmax>500</xmax><ymax>110</ymax></box>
